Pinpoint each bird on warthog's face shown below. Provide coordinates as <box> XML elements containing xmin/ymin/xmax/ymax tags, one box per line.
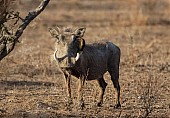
<box><xmin>48</xmin><ymin>27</ymin><xmax>85</xmax><ymax>69</ymax></box>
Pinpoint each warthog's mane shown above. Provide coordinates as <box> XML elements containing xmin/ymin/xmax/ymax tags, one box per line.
<box><xmin>59</xmin><ymin>26</ymin><xmax>75</xmax><ymax>34</ymax></box>
<box><xmin>85</xmin><ymin>40</ymin><xmax>110</xmax><ymax>49</ymax></box>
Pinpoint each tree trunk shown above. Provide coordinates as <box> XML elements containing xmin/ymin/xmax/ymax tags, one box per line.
<box><xmin>0</xmin><ymin>0</ymin><xmax>50</xmax><ymax>61</ymax></box>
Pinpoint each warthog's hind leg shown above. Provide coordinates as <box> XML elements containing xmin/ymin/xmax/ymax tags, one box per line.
<box><xmin>108</xmin><ymin>66</ymin><xmax>121</xmax><ymax>108</ymax></box>
<box><xmin>97</xmin><ymin>77</ymin><xmax>107</xmax><ymax>107</ymax></box>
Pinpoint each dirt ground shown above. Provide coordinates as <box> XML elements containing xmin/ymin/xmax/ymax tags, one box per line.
<box><xmin>0</xmin><ymin>0</ymin><xmax>170</xmax><ymax>117</ymax></box>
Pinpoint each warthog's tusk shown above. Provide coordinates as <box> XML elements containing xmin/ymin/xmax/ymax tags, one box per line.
<box><xmin>54</xmin><ymin>50</ymin><xmax>68</xmax><ymax>62</ymax></box>
<box><xmin>75</xmin><ymin>52</ymin><xmax>82</xmax><ymax>61</ymax></box>
<box><xmin>54</xmin><ymin>50</ymin><xmax>58</xmax><ymax>61</ymax></box>
<box><xmin>75</xmin><ymin>53</ymin><xmax>79</xmax><ymax>61</ymax></box>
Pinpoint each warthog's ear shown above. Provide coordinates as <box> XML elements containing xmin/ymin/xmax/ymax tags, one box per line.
<box><xmin>78</xmin><ymin>38</ymin><xmax>85</xmax><ymax>51</ymax></box>
<box><xmin>48</xmin><ymin>27</ymin><xmax>60</xmax><ymax>38</ymax></box>
<box><xmin>73</xmin><ymin>27</ymin><xmax>86</xmax><ymax>37</ymax></box>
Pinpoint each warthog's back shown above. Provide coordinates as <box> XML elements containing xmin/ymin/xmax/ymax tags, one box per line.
<box><xmin>74</xmin><ymin>41</ymin><xmax>120</xmax><ymax>80</ymax></box>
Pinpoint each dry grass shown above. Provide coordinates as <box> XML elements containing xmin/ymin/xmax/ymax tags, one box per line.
<box><xmin>0</xmin><ymin>0</ymin><xmax>170</xmax><ymax>117</ymax></box>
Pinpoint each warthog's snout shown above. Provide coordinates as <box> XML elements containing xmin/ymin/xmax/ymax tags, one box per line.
<box><xmin>54</xmin><ymin>50</ymin><xmax>81</xmax><ymax>68</ymax></box>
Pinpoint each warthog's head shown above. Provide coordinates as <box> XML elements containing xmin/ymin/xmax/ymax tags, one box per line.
<box><xmin>49</xmin><ymin>27</ymin><xmax>86</xmax><ymax>69</ymax></box>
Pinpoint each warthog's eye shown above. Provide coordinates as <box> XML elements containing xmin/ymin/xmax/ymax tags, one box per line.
<box><xmin>59</xmin><ymin>35</ymin><xmax>65</xmax><ymax>40</ymax></box>
<box><xmin>75</xmin><ymin>35</ymin><xmax>79</xmax><ymax>38</ymax></box>
<box><xmin>71</xmin><ymin>34</ymin><xmax>81</xmax><ymax>40</ymax></box>
<box><xmin>56</xmin><ymin>35</ymin><xmax>66</xmax><ymax>44</ymax></box>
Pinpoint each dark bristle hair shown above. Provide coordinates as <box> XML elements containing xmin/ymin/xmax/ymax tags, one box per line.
<box><xmin>64</xmin><ymin>27</ymin><xmax>72</xmax><ymax>33</ymax></box>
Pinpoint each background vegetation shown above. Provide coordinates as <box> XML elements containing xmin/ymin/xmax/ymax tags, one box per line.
<box><xmin>0</xmin><ymin>0</ymin><xmax>169</xmax><ymax>117</ymax></box>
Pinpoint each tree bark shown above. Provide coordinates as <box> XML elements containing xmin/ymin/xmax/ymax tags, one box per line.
<box><xmin>0</xmin><ymin>0</ymin><xmax>50</xmax><ymax>61</ymax></box>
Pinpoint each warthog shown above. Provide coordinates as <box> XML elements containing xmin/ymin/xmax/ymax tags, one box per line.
<box><xmin>48</xmin><ymin>27</ymin><xmax>121</xmax><ymax>109</ymax></box>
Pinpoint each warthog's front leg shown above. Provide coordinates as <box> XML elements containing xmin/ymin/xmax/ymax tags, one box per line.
<box><xmin>66</xmin><ymin>74</ymin><xmax>71</xmax><ymax>98</ymax></box>
<box><xmin>77</xmin><ymin>76</ymin><xmax>85</xmax><ymax>109</ymax></box>
<box><xmin>63</xmin><ymin>71</ymin><xmax>72</xmax><ymax>104</ymax></box>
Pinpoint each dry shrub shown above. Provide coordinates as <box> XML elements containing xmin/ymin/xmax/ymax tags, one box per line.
<box><xmin>137</xmin><ymin>73</ymin><xmax>159</xmax><ymax>117</ymax></box>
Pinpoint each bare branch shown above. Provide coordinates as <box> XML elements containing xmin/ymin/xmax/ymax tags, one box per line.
<box><xmin>0</xmin><ymin>0</ymin><xmax>50</xmax><ymax>61</ymax></box>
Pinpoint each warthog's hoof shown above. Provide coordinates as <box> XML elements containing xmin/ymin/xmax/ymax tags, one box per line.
<box><xmin>97</xmin><ymin>101</ymin><xmax>103</xmax><ymax>107</ymax></box>
<box><xmin>110</xmin><ymin>103</ymin><xmax>121</xmax><ymax>109</ymax></box>
<box><xmin>65</xmin><ymin>98</ymin><xmax>73</xmax><ymax>110</ymax></box>
<box><xmin>114</xmin><ymin>103</ymin><xmax>121</xmax><ymax>109</ymax></box>
<box><xmin>65</xmin><ymin>98</ymin><xmax>73</xmax><ymax>105</ymax></box>
<box><xmin>67</xmin><ymin>98</ymin><xmax>73</xmax><ymax>105</ymax></box>
<box><xmin>78</xmin><ymin>100</ymin><xmax>85</xmax><ymax>110</ymax></box>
